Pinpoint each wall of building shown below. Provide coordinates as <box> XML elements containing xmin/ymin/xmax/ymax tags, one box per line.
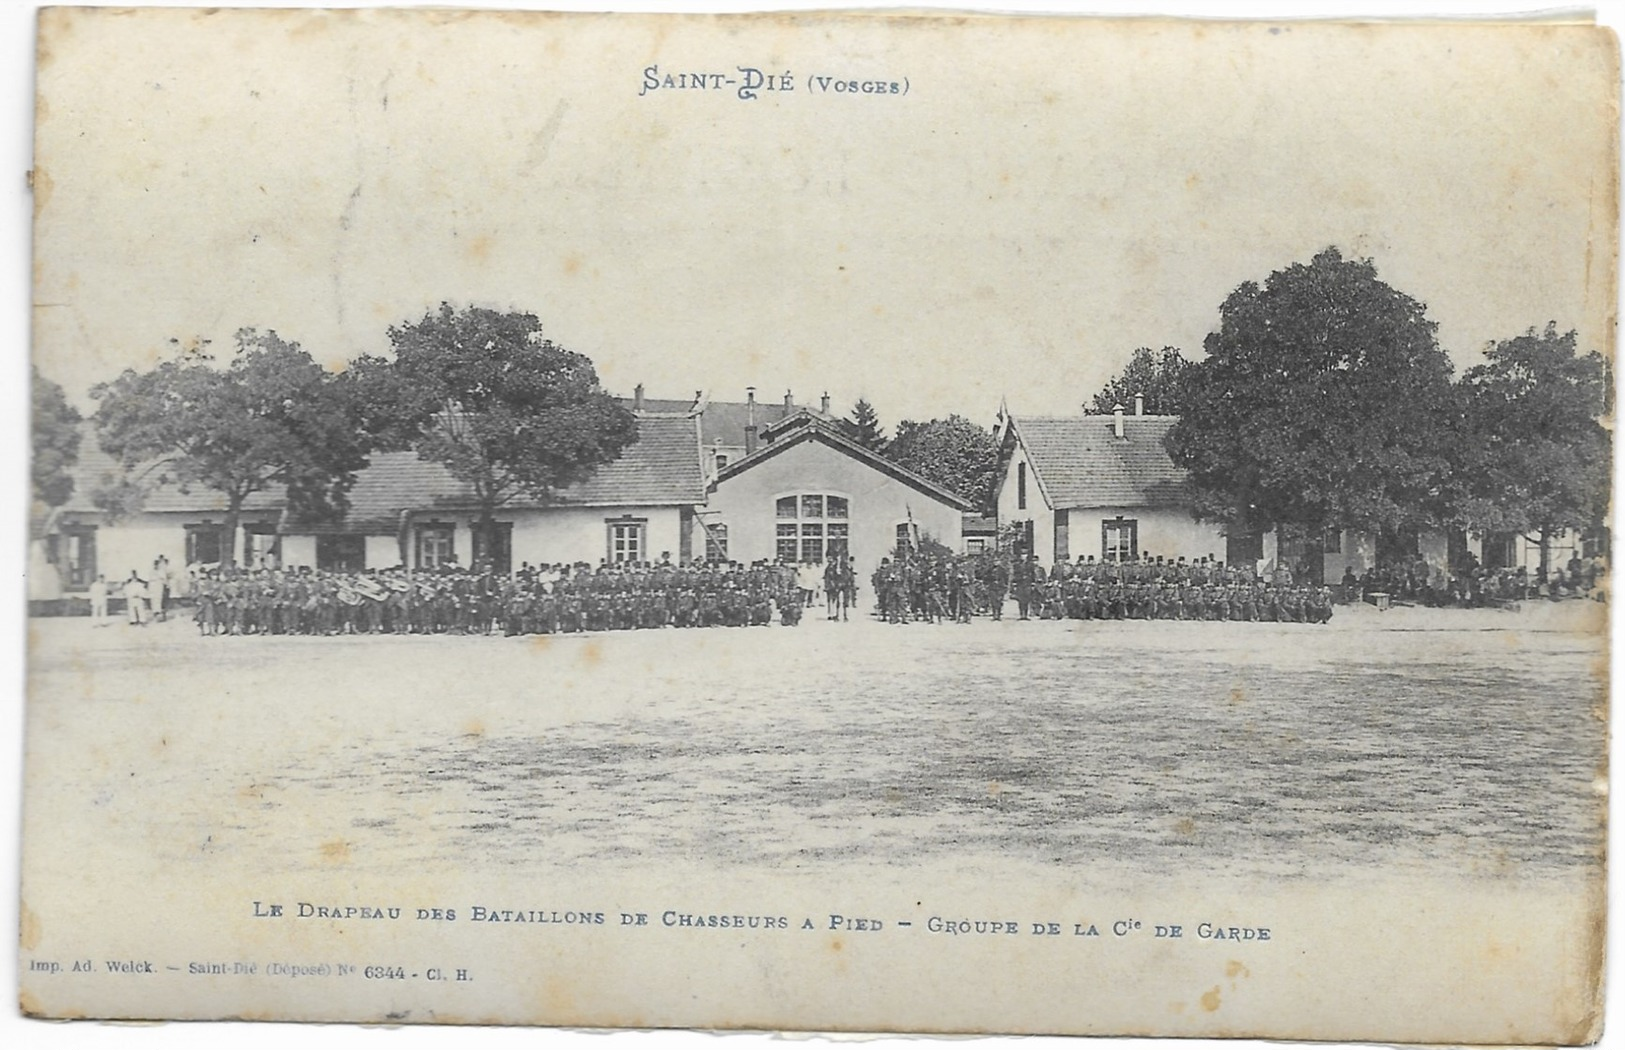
<box><xmin>708</xmin><ymin>439</ymin><xmax>963</xmax><ymax>580</ymax></box>
<box><xmin>1063</xmin><ymin>505</ymin><xmax>1228</xmax><ymax>565</ymax></box>
<box><xmin>506</xmin><ymin>506</ymin><xmax>687</xmax><ymax>567</ymax></box>
<box><xmin>1321</xmin><ymin>530</ymin><xmax>1378</xmax><ymax>580</ymax></box>
<box><xmin>995</xmin><ymin>437</ymin><xmax>1055</xmax><ymax>563</ymax></box>
<box><xmin>364</xmin><ymin>535</ymin><xmax>401</xmax><ymax>568</ymax></box>
<box><xmin>281</xmin><ymin>535</ymin><xmax>317</xmax><ymax>569</ymax></box>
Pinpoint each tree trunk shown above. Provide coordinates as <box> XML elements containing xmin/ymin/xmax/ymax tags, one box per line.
<box><xmin>1538</xmin><ymin>524</ymin><xmax>1552</xmax><ymax>579</ymax></box>
<box><xmin>476</xmin><ymin>502</ymin><xmax>495</xmax><ymax>573</ymax></box>
<box><xmin>222</xmin><ymin>493</ymin><xmax>245</xmax><ymax>569</ymax></box>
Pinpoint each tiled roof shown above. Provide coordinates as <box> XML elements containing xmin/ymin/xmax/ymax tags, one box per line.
<box><xmin>52</xmin><ymin>414</ymin><xmax>706</xmax><ymax>532</ymax></box>
<box><xmin>1013</xmin><ymin>415</ymin><xmax>1192</xmax><ymax>509</ymax></box>
<box><xmin>697</xmin><ymin>399</ymin><xmax>797</xmax><ymax>448</ymax></box>
<box><xmin>55</xmin><ymin>445</ymin><xmax>286</xmax><ymax>515</ymax></box>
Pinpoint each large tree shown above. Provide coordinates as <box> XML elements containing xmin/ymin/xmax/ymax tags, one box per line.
<box><xmin>841</xmin><ymin>397</ymin><xmax>888</xmax><ymax>452</ymax></box>
<box><xmin>1165</xmin><ymin>248</ymin><xmax>1459</xmax><ymax>540</ymax></box>
<box><xmin>352</xmin><ymin>304</ymin><xmax>638</xmax><ymax>565</ymax></box>
<box><xmin>885</xmin><ymin>415</ymin><xmax>1000</xmax><ymax>514</ymax></box>
<box><xmin>92</xmin><ymin>330</ymin><xmax>369</xmax><ymax>565</ymax></box>
<box><xmin>32</xmin><ymin>367</ymin><xmax>82</xmax><ymax>509</ymax></box>
<box><xmin>1450</xmin><ymin>323</ymin><xmax>1611</xmax><ymax>575</ymax></box>
<box><xmin>1089</xmin><ymin>346</ymin><xmax>1193</xmax><ymax>415</ymax></box>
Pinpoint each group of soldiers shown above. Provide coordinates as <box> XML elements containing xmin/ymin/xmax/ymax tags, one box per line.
<box><xmin>188</xmin><ymin>560</ymin><xmax>820</xmax><ymax>637</ymax></box>
<box><xmin>1348</xmin><ymin>550</ymin><xmax>1607</xmax><ymax>608</ymax></box>
<box><xmin>163</xmin><ymin>544</ymin><xmax>1612</xmax><ymax>636</ymax></box>
<box><xmin>871</xmin><ymin>550</ymin><xmax>1336</xmax><ymax>624</ymax></box>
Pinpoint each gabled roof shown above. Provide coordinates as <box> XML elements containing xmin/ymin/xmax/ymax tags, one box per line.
<box><xmin>49</xmin><ymin>414</ymin><xmax>707</xmax><ymax>533</ymax></box>
<box><xmin>713</xmin><ymin>415</ymin><xmax>974</xmax><ymax>511</ymax></box>
<box><xmin>1009</xmin><ymin>414</ymin><xmax>1192</xmax><ymax>509</ymax></box>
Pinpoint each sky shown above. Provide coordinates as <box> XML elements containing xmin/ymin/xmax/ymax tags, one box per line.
<box><xmin>28</xmin><ymin>3</ymin><xmax>1619</xmax><ymax>436</ymax></box>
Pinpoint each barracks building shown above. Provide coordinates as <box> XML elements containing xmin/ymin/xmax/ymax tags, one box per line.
<box><xmin>32</xmin><ymin>387</ymin><xmax>970</xmax><ymax>600</ymax></box>
<box><xmin>993</xmin><ymin>397</ymin><xmax>1603</xmax><ymax>583</ymax></box>
<box><xmin>33</xmin><ymin>388</ymin><xmax>1598</xmax><ymax>602</ymax></box>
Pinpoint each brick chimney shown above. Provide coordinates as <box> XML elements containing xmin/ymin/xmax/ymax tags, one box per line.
<box><xmin>1134</xmin><ymin>393</ymin><xmax>1144</xmax><ymax>417</ymax></box>
<box><xmin>1113</xmin><ymin>403</ymin><xmax>1125</xmax><ymax>439</ymax></box>
<box><xmin>783</xmin><ymin>389</ymin><xmax>793</xmax><ymax>409</ymax></box>
<box><xmin>745</xmin><ymin>387</ymin><xmax>758</xmax><ymax>454</ymax></box>
<box><xmin>633</xmin><ymin>383</ymin><xmax>644</xmax><ymax>411</ymax></box>
<box><xmin>820</xmin><ymin>391</ymin><xmax>831</xmax><ymax>415</ymax></box>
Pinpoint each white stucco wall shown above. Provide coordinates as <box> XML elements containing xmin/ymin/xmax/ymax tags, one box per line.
<box><xmin>995</xmin><ymin>436</ymin><xmax>1054</xmax><ymax>564</ymax></box>
<box><xmin>1063</xmin><ymin>505</ymin><xmax>1228</xmax><ymax>564</ymax></box>
<box><xmin>708</xmin><ymin>439</ymin><xmax>964</xmax><ymax>581</ymax></box>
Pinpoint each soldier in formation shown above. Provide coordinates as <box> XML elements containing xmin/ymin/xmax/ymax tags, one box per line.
<box><xmin>869</xmin><ymin>550</ymin><xmax>1335</xmax><ymax>625</ymax></box>
<box><xmin>187</xmin><ymin>559</ymin><xmax>809</xmax><ymax>637</ymax></box>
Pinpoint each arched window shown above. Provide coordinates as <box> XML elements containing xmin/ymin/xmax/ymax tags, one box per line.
<box><xmin>774</xmin><ymin>494</ymin><xmax>849</xmax><ymax>564</ymax></box>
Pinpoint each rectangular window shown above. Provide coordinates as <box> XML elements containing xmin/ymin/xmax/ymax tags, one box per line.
<box><xmin>317</xmin><ymin>534</ymin><xmax>367</xmax><ymax>572</ymax></box>
<box><xmin>417</xmin><ymin>525</ymin><xmax>455</xmax><ymax>570</ymax></box>
<box><xmin>1053</xmin><ymin>509</ymin><xmax>1070</xmax><ymax>564</ymax></box>
<box><xmin>607</xmin><ymin>521</ymin><xmax>645</xmax><ymax>564</ymax></box>
<box><xmin>776</xmin><ymin>523</ymin><xmax>799</xmax><ymax>563</ymax></box>
<box><xmin>185</xmin><ymin>525</ymin><xmax>224</xmax><ymax>567</ymax></box>
<box><xmin>1102</xmin><ymin>518</ymin><xmax>1138</xmax><ymax>563</ymax></box>
<box><xmin>1017</xmin><ymin>462</ymin><xmax>1027</xmax><ymax>510</ymax></box>
<box><xmin>705</xmin><ymin>523</ymin><xmax>729</xmax><ymax>563</ymax></box>
<box><xmin>966</xmin><ymin>537</ymin><xmax>987</xmax><ymax>554</ymax></box>
<box><xmin>471</xmin><ymin>522</ymin><xmax>514</xmax><ymax>575</ymax></box>
<box><xmin>801</xmin><ymin>494</ymin><xmax>824</xmax><ymax>519</ymax></box>
<box><xmin>1226</xmin><ymin>532</ymin><xmax>1263</xmax><ymax>565</ymax></box>
<box><xmin>799</xmin><ymin>523</ymin><xmax>825</xmax><ymax>564</ymax></box>
<box><xmin>826</xmin><ymin>496</ymin><xmax>849</xmax><ymax>519</ymax></box>
<box><xmin>826</xmin><ymin>523</ymin><xmax>849</xmax><ymax>562</ymax></box>
<box><xmin>1323</xmin><ymin>528</ymin><xmax>1343</xmax><ymax>554</ymax></box>
<box><xmin>776</xmin><ymin>496</ymin><xmax>799</xmax><ymax>519</ymax></box>
<box><xmin>243</xmin><ymin>527</ymin><xmax>281</xmax><ymax>570</ymax></box>
<box><xmin>59</xmin><ymin>527</ymin><xmax>97</xmax><ymax>590</ymax></box>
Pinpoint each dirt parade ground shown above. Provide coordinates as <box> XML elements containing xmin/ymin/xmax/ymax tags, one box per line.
<box><xmin>23</xmin><ymin>597</ymin><xmax>1606</xmax><ymax>889</ymax></box>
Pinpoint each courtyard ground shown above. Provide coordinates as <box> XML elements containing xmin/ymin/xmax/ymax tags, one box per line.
<box><xmin>23</xmin><ymin>598</ymin><xmax>1607</xmax><ymax>884</ymax></box>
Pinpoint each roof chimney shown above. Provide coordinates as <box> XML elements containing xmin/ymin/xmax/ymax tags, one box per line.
<box><xmin>1134</xmin><ymin>393</ymin><xmax>1144</xmax><ymax>417</ymax></box>
<box><xmin>633</xmin><ymin>383</ymin><xmax>644</xmax><ymax>411</ymax></box>
<box><xmin>1113</xmin><ymin>403</ymin><xmax>1125</xmax><ymax>440</ymax></box>
<box><xmin>745</xmin><ymin>386</ymin><xmax>758</xmax><ymax>454</ymax></box>
<box><xmin>820</xmin><ymin>391</ymin><xmax>831</xmax><ymax>415</ymax></box>
<box><xmin>784</xmin><ymin>389</ymin><xmax>793</xmax><ymax>409</ymax></box>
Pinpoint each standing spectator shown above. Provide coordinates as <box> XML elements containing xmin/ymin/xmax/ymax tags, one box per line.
<box><xmin>88</xmin><ymin>574</ymin><xmax>109</xmax><ymax>624</ymax></box>
<box><xmin>122</xmin><ymin>571</ymin><xmax>149</xmax><ymax>626</ymax></box>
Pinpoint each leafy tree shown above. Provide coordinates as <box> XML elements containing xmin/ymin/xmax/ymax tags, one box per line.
<box><xmin>1089</xmin><ymin>346</ymin><xmax>1193</xmax><ymax>415</ymax></box>
<box><xmin>31</xmin><ymin>367</ymin><xmax>82</xmax><ymax>509</ymax></box>
<box><xmin>1165</xmin><ymin>248</ymin><xmax>1459</xmax><ymax>542</ymax></box>
<box><xmin>842</xmin><ymin>397</ymin><xmax>888</xmax><ymax>452</ymax></box>
<box><xmin>92</xmin><ymin>330</ymin><xmax>369</xmax><ymax>565</ymax></box>
<box><xmin>352</xmin><ymin>304</ymin><xmax>638</xmax><ymax>564</ymax></box>
<box><xmin>885</xmin><ymin>415</ymin><xmax>1000</xmax><ymax>514</ymax></box>
<box><xmin>1450</xmin><ymin>323</ymin><xmax>1611</xmax><ymax>575</ymax></box>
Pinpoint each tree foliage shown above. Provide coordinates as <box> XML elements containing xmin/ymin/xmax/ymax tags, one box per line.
<box><xmin>1166</xmin><ymin>248</ymin><xmax>1459</xmax><ymax>536</ymax></box>
<box><xmin>885</xmin><ymin>414</ymin><xmax>1000</xmax><ymax>514</ymax></box>
<box><xmin>91</xmin><ymin>330</ymin><xmax>369</xmax><ymax>562</ymax></box>
<box><xmin>1089</xmin><ymin>346</ymin><xmax>1193</xmax><ymax>415</ymax></box>
<box><xmin>32</xmin><ymin>367</ymin><xmax>82</xmax><ymax>509</ymax></box>
<box><xmin>841</xmin><ymin>397</ymin><xmax>888</xmax><ymax>452</ymax></box>
<box><xmin>1449</xmin><ymin>323</ymin><xmax>1611</xmax><ymax>571</ymax></box>
<box><xmin>352</xmin><ymin>304</ymin><xmax>638</xmax><ymax>560</ymax></box>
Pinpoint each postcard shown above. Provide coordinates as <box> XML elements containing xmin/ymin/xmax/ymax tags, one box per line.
<box><xmin>21</xmin><ymin>5</ymin><xmax>1616</xmax><ymax>1042</ymax></box>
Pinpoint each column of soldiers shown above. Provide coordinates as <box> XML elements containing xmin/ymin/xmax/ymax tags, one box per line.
<box><xmin>870</xmin><ymin>551</ymin><xmax>1335</xmax><ymax>624</ymax></box>
<box><xmin>187</xmin><ymin>560</ymin><xmax>810</xmax><ymax>637</ymax></box>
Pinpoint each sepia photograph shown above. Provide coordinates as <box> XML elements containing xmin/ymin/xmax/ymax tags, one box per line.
<box><xmin>14</xmin><ymin>1</ymin><xmax>1618</xmax><ymax>1046</ymax></box>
